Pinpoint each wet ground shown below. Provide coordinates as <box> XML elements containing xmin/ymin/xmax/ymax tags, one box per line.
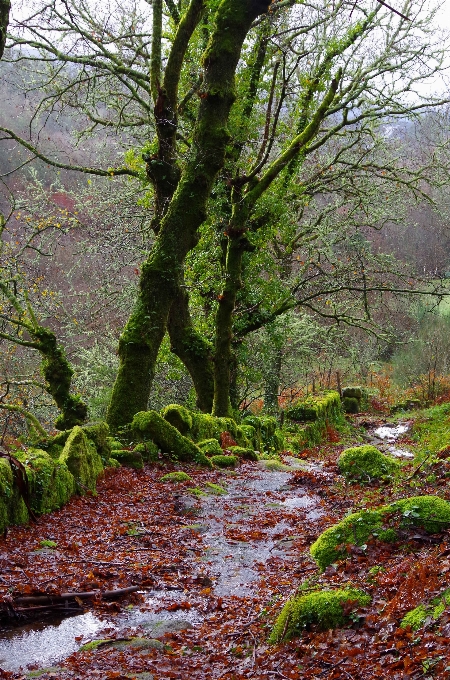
<box><xmin>0</xmin><ymin>459</ymin><xmax>329</xmax><ymax>674</ymax></box>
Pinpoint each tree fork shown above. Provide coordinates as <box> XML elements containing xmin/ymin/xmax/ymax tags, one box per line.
<box><xmin>107</xmin><ymin>0</ymin><xmax>271</xmax><ymax>431</ymax></box>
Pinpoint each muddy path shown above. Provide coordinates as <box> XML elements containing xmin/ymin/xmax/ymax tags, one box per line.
<box><xmin>0</xmin><ymin>455</ymin><xmax>340</xmax><ymax>677</ymax></box>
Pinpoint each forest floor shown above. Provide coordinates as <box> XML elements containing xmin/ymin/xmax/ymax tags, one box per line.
<box><xmin>1</xmin><ymin>414</ymin><xmax>450</xmax><ymax>679</ymax></box>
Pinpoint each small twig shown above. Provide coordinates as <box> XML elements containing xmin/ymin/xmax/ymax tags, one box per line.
<box><xmin>267</xmin><ymin>671</ymin><xmax>290</xmax><ymax>679</ymax></box>
<box><xmin>317</xmin><ymin>658</ymin><xmax>346</xmax><ymax>677</ymax></box>
<box><xmin>406</xmin><ymin>453</ymin><xmax>432</xmax><ymax>480</ymax></box>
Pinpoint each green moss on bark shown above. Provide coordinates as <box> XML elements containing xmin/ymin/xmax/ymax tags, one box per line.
<box><xmin>161</xmin><ymin>404</ymin><xmax>193</xmax><ymax>435</ymax></box>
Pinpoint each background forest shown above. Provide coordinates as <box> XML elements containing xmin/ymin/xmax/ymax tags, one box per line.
<box><xmin>1</xmin><ymin>0</ymin><xmax>450</xmax><ymax>437</ymax></box>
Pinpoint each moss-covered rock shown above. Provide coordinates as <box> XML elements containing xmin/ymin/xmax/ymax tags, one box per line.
<box><xmin>59</xmin><ymin>426</ymin><xmax>103</xmax><ymax>494</ymax></box>
<box><xmin>237</xmin><ymin>424</ymin><xmax>257</xmax><ymax>448</ymax></box>
<box><xmin>133</xmin><ymin>441</ymin><xmax>159</xmax><ymax>462</ymax></box>
<box><xmin>241</xmin><ymin>415</ymin><xmax>283</xmax><ymax>452</ymax></box>
<box><xmin>210</xmin><ymin>454</ymin><xmax>238</xmax><ymax>468</ymax></box>
<box><xmin>227</xmin><ymin>445</ymin><xmax>258</xmax><ymax>461</ymax></box>
<box><xmin>107</xmin><ymin>437</ymin><xmax>124</xmax><ymax>451</ymax></box>
<box><xmin>110</xmin><ymin>449</ymin><xmax>144</xmax><ymax>470</ymax></box>
<box><xmin>310</xmin><ymin>496</ymin><xmax>450</xmax><ymax>570</ymax></box>
<box><xmin>161</xmin><ymin>404</ymin><xmax>193</xmax><ymax>435</ymax></box>
<box><xmin>15</xmin><ymin>448</ymin><xmax>75</xmax><ymax>514</ymax></box>
<box><xmin>160</xmin><ymin>471</ymin><xmax>192</xmax><ymax>483</ymax></box>
<box><xmin>269</xmin><ymin>588</ymin><xmax>371</xmax><ymax>643</ymax></box>
<box><xmin>338</xmin><ymin>445</ymin><xmax>399</xmax><ymax>481</ymax></box>
<box><xmin>131</xmin><ymin>411</ymin><xmax>211</xmax><ymax>467</ymax></box>
<box><xmin>342</xmin><ymin>386</ymin><xmax>363</xmax><ymax>400</ymax></box>
<box><xmin>342</xmin><ymin>396</ymin><xmax>360</xmax><ymax>414</ymax></box>
<box><xmin>82</xmin><ymin>422</ymin><xmax>111</xmax><ymax>463</ymax></box>
<box><xmin>0</xmin><ymin>457</ymin><xmax>29</xmax><ymax>535</ymax></box>
<box><xmin>285</xmin><ymin>391</ymin><xmax>342</xmax><ymax>423</ymax></box>
<box><xmin>197</xmin><ymin>438</ymin><xmax>223</xmax><ymax>457</ymax></box>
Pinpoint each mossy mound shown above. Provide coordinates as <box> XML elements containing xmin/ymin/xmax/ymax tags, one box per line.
<box><xmin>133</xmin><ymin>441</ymin><xmax>159</xmax><ymax>462</ymax></box>
<box><xmin>197</xmin><ymin>438</ymin><xmax>223</xmax><ymax>457</ymax></box>
<box><xmin>107</xmin><ymin>437</ymin><xmax>123</xmax><ymax>451</ymax></box>
<box><xmin>160</xmin><ymin>471</ymin><xmax>192</xmax><ymax>483</ymax></box>
<box><xmin>338</xmin><ymin>445</ymin><xmax>400</xmax><ymax>482</ymax></box>
<box><xmin>15</xmin><ymin>448</ymin><xmax>75</xmax><ymax>514</ymax></box>
<box><xmin>342</xmin><ymin>396</ymin><xmax>360</xmax><ymax>414</ymax></box>
<box><xmin>0</xmin><ymin>457</ymin><xmax>29</xmax><ymax>535</ymax></box>
<box><xmin>210</xmin><ymin>454</ymin><xmax>238</xmax><ymax>468</ymax></box>
<box><xmin>310</xmin><ymin>495</ymin><xmax>450</xmax><ymax>570</ymax></box>
<box><xmin>82</xmin><ymin>422</ymin><xmax>111</xmax><ymax>464</ymax></box>
<box><xmin>228</xmin><ymin>446</ymin><xmax>258</xmax><ymax>461</ymax></box>
<box><xmin>131</xmin><ymin>411</ymin><xmax>211</xmax><ymax>467</ymax></box>
<box><xmin>109</xmin><ymin>449</ymin><xmax>144</xmax><ymax>470</ymax></box>
<box><xmin>285</xmin><ymin>391</ymin><xmax>342</xmax><ymax>423</ymax></box>
<box><xmin>401</xmin><ymin>589</ymin><xmax>450</xmax><ymax>631</ymax></box>
<box><xmin>342</xmin><ymin>387</ymin><xmax>363</xmax><ymax>400</ymax></box>
<box><xmin>269</xmin><ymin>588</ymin><xmax>370</xmax><ymax>643</ymax></box>
<box><xmin>59</xmin><ymin>426</ymin><xmax>103</xmax><ymax>494</ymax></box>
<box><xmin>241</xmin><ymin>415</ymin><xmax>283</xmax><ymax>452</ymax></box>
<box><xmin>161</xmin><ymin>404</ymin><xmax>193</xmax><ymax>435</ymax></box>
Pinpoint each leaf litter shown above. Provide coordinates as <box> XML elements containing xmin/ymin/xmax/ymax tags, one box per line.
<box><xmin>0</xmin><ymin>433</ymin><xmax>450</xmax><ymax>679</ymax></box>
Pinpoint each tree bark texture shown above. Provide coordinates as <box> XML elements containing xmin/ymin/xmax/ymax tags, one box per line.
<box><xmin>0</xmin><ymin>0</ymin><xmax>9</xmax><ymax>59</ymax></box>
<box><xmin>107</xmin><ymin>0</ymin><xmax>271</xmax><ymax>431</ymax></box>
<box><xmin>167</xmin><ymin>281</ymin><xmax>215</xmax><ymax>413</ymax></box>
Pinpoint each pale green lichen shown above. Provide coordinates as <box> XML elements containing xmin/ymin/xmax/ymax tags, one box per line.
<box><xmin>160</xmin><ymin>471</ymin><xmax>192</xmax><ymax>483</ymax></box>
<box><xmin>310</xmin><ymin>495</ymin><xmax>450</xmax><ymax>571</ymax></box>
<box><xmin>338</xmin><ymin>445</ymin><xmax>399</xmax><ymax>482</ymax></box>
<box><xmin>210</xmin><ymin>454</ymin><xmax>238</xmax><ymax>468</ymax></box>
<box><xmin>269</xmin><ymin>588</ymin><xmax>371</xmax><ymax>643</ymax></box>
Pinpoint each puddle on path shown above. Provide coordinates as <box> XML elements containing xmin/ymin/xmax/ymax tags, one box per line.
<box><xmin>371</xmin><ymin>422</ymin><xmax>414</xmax><ymax>459</ymax></box>
<box><xmin>0</xmin><ymin>612</ymin><xmax>105</xmax><ymax>671</ymax></box>
<box><xmin>0</xmin><ymin>462</ymin><xmax>325</xmax><ymax>672</ymax></box>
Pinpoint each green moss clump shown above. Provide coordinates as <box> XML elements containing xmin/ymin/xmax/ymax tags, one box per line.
<box><xmin>133</xmin><ymin>441</ymin><xmax>159</xmax><ymax>462</ymax></box>
<box><xmin>342</xmin><ymin>387</ymin><xmax>363</xmax><ymax>399</ymax></box>
<box><xmin>310</xmin><ymin>495</ymin><xmax>450</xmax><ymax>570</ymax></box>
<box><xmin>161</xmin><ymin>404</ymin><xmax>193</xmax><ymax>435</ymax></box>
<box><xmin>107</xmin><ymin>457</ymin><xmax>121</xmax><ymax>468</ymax></box>
<box><xmin>210</xmin><ymin>454</ymin><xmax>238</xmax><ymax>468</ymax></box>
<box><xmin>258</xmin><ymin>459</ymin><xmax>289</xmax><ymax>471</ymax></box>
<box><xmin>197</xmin><ymin>438</ymin><xmax>223</xmax><ymax>457</ymax></box>
<box><xmin>82</xmin><ymin>422</ymin><xmax>111</xmax><ymax>463</ymax></box>
<box><xmin>110</xmin><ymin>449</ymin><xmax>143</xmax><ymax>470</ymax></box>
<box><xmin>59</xmin><ymin>426</ymin><xmax>103</xmax><ymax>494</ymax></box>
<box><xmin>338</xmin><ymin>445</ymin><xmax>399</xmax><ymax>482</ymax></box>
<box><xmin>160</xmin><ymin>471</ymin><xmax>192</xmax><ymax>482</ymax></box>
<box><xmin>0</xmin><ymin>457</ymin><xmax>29</xmax><ymax>534</ymax></box>
<box><xmin>131</xmin><ymin>411</ymin><xmax>211</xmax><ymax>467</ymax></box>
<box><xmin>269</xmin><ymin>588</ymin><xmax>371</xmax><ymax>643</ymax></box>
<box><xmin>342</xmin><ymin>396</ymin><xmax>360</xmax><ymax>414</ymax></box>
<box><xmin>228</xmin><ymin>446</ymin><xmax>258</xmax><ymax>461</ymax></box>
<box><xmin>237</xmin><ymin>424</ymin><xmax>257</xmax><ymax>448</ymax></box>
<box><xmin>285</xmin><ymin>391</ymin><xmax>342</xmax><ymax>423</ymax></box>
<box><xmin>107</xmin><ymin>437</ymin><xmax>124</xmax><ymax>451</ymax></box>
<box><xmin>15</xmin><ymin>448</ymin><xmax>76</xmax><ymax>514</ymax></box>
<box><xmin>401</xmin><ymin>590</ymin><xmax>450</xmax><ymax>631</ymax></box>
<box><xmin>204</xmin><ymin>482</ymin><xmax>227</xmax><ymax>494</ymax></box>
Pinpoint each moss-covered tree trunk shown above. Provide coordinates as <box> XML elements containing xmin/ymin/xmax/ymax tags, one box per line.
<box><xmin>0</xmin><ymin>0</ymin><xmax>9</xmax><ymax>59</ymax></box>
<box><xmin>213</xmin><ymin>201</ymin><xmax>254</xmax><ymax>417</ymax></box>
<box><xmin>167</xmin><ymin>281</ymin><xmax>215</xmax><ymax>413</ymax></box>
<box><xmin>107</xmin><ymin>0</ymin><xmax>271</xmax><ymax>431</ymax></box>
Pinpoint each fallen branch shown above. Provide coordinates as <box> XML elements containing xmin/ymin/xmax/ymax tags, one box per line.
<box><xmin>14</xmin><ymin>585</ymin><xmax>139</xmax><ymax>606</ymax></box>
